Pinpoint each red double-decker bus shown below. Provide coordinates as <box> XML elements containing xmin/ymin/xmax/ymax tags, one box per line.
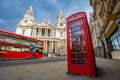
<box><xmin>0</xmin><ymin>30</ymin><xmax>44</xmax><ymax>60</ymax></box>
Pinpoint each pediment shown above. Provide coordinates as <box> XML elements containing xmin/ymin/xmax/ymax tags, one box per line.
<box><xmin>36</xmin><ymin>22</ymin><xmax>54</xmax><ymax>28</ymax></box>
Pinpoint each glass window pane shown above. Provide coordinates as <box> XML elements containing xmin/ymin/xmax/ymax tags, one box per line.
<box><xmin>112</xmin><ymin>40</ymin><xmax>115</xmax><ymax>50</ymax></box>
<box><xmin>71</xmin><ymin>22</ymin><xmax>80</xmax><ymax>28</ymax></box>
<box><xmin>72</xmin><ymin>54</ymin><xmax>85</xmax><ymax>58</ymax></box>
<box><xmin>73</xmin><ymin>60</ymin><xmax>84</xmax><ymax>65</ymax></box>
<box><xmin>73</xmin><ymin>42</ymin><xmax>82</xmax><ymax>46</ymax></box>
<box><xmin>72</xmin><ymin>36</ymin><xmax>82</xmax><ymax>42</ymax></box>
<box><xmin>71</xmin><ymin>26</ymin><xmax>81</xmax><ymax>32</ymax></box>
<box><xmin>118</xmin><ymin>36</ymin><xmax>120</xmax><ymax>46</ymax></box>
<box><xmin>73</xmin><ymin>48</ymin><xmax>82</xmax><ymax>52</ymax></box>
<box><xmin>118</xmin><ymin>25</ymin><xmax>120</xmax><ymax>32</ymax></box>
<box><xmin>112</xmin><ymin>41</ymin><xmax>116</xmax><ymax>50</ymax></box>
<box><xmin>114</xmin><ymin>33</ymin><xmax>117</xmax><ymax>38</ymax></box>
<box><xmin>116</xmin><ymin>31</ymin><xmax>119</xmax><ymax>36</ymax></box>
<box><xmin>114</xmin><ymin>39</ymin><xmax>120</xmax><ymax>50</ymax></box>
<box><xmin>71</xmin><ymin>31</ymin><xmax>81</xmax><ymax>36</ymax></box>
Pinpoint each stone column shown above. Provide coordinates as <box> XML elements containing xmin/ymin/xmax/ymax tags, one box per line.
<box><xmin>50</xmin><ymin>29</ymin><xmax>52</xmax><ymax>37</ymax></box>
<box><xmin>50</xmin><ymin>29</ymin><xmax>51</xmax><ymax>37</ymax></box>
<box><xmin>50</xmin><ymin>41</ymin><xmax>52</xmax><ymax>52</ymax></box>
<box><xmin>55</xmin><ymin>41</ymin><xmax>57</xmax><ymax>53</ymax></box>
<box><xmin>46</xmin><ymin>41</ymin><xmax>47</xmax><ymax>52</ymax></box>
<box><xmin>41</xmin><ymin>28</ymin><xmax>43</xmax><ymax>36</ymax></box>
<box><xmin>44</xmin><ymin>40</ymin><xmax>45</xmax><ymax>52</ymax></box>
<box><xmin>40</xmin><ymin>28</ymin><xmax>42</xmax><ymax>36</ymax></box>
<box><xmin>46</xmin><ymin>29</ymin><xmax>48</xmax><ymax>37</ymax></box>
<box><xmin>31</xmin><ymin>28</ymin><xmax>33</xmax><ymax>36</ymax></box>
<box><xmin>38</xmin><ymin>28</ymin><xmax>39</xmax><ymax>36</ymax></box>
<box><xmin>49</xmin><ymin>41</ymin><xmax>51</xmax><ymax>52</ymax></box>
<box><xmin>57</xmin><ymin>41</ymin><xmax>59</xmax><ymax>54</ymax></box>
<box><xmin>103</xmin><ymin>36</ymin><xmax>112</xmax><ymax>59</ymax></box>
<box><xmin>34</xmin><ymin>28</ymin><xmax>36</xmax><ymax>36</ymax></box>
<box><xmin>39</xmin><ymin>28</ymin><xmax>41</xmax><ymax>37</ymax></box>
<box><xmin>45</xmin><ymin>28</ymin><xmax>46</xmax><ymax>36</ymax></box>
<box><xmin>51</xmin><ymin>41</ymin><xmax>53</xmax><ymax>53</ymax></box>
<box><xmin>32</xmin><ymin>28</ymin><xmax>34</xmax><ymax>36</ymax></box>
<box><xmin>44</xmin><ymin>40</ymin><xmax>46</xmax><ymax>52</ymax></box>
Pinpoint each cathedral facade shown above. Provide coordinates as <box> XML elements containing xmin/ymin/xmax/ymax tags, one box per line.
<box><xmin>16</xmin><ymin>6</ymin><xmax>67</xmax><ymax>57</ymax></box>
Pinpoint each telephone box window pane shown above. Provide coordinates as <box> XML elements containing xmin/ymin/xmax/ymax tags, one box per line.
<box><xmin>72</xmin><ymin>26</ymin><xmax>81</xmax><ymax>32</ymax></box>
<box><xmin>73</xmin><ymin>60</ymin><xmax>84</xmax><ymax>65</ymax></box>
<box><xmin>72</xmin><ymin>31</ymin><xmax>81</xmax><ymax>36</ymax></box>
<box><xmin>73</xmin><ymin>42</ymin><xmax>82</xmax><ymax>46</ymax></box>
<box><xmin>72</xmin><ymin>36</ymin><xmax>82</xmax><ymax>42</ymax></box>
<box><xmin>73</xmin><ymin>54</ymin><xmax>85</xmax><ymax>58</ymax></box>
<box><xmin>73</xmin><ymin>48</ymin><xmax>82</xmax><ymax>52</ymax></box>
<box><xmin>71</xmin><ymin>22</ymin><xmax>80</xmax><ymax>28</ymax></box>
<box><xmin>83</xmin><ymin>47</ymin><xmax>86</xmax><ymax>51</ymax></box>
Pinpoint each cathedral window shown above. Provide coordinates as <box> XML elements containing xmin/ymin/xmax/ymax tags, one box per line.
<box><xmin>25</xmin><ymin>20</ymin><xmax>27</xmax><ymax>22</ymax></box>
<box><xmin>22</xmin><ymin>30</ymin><xmax>25</xmax><ymax>35</ymax></box>
<box><xmin>60</xmin><ymin>23</ymin><xmax>63</xmax><ymax>26</ymax></box>
<box><xmin>60</xmin><ymin>17</ymin><xmax>62</xmax><ymax>20</ymax></box>
<box><xmin>42</xmin><ymin>30</ymin><xmax>45</xmax><ymax>36</ymax></box>
<box><xmin>31</xmin><ymin>31</ymin><xmax>32</xmax><ymax>36</ymax></box>
<box><xmin>60</xmin><ymin>32</ymin><xmax>63</xmax><ymax>38</ymax></box>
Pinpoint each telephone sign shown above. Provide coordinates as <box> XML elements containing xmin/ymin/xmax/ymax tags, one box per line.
<box><xmin>66</xmin><ymin>12</ymin><xmax>96</xmax><ymax>77</ymax></box>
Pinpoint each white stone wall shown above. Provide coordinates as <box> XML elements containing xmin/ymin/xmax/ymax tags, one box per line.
<box><xmin>24</xmin><ymin>29</ymin><xmax>32</xmax><ymax>36</ymax></box>
<box><xmin>16</xmin><ymin>28</ymin><xmax>23</xmax><ymax>34</ymax></box>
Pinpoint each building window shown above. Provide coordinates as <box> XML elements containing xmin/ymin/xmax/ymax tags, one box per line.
<box><xmin>42</xmin><ymin>30</ymin><xmax>45</xmax><ymax>36</ymax></box>
<box><xmin>94</xmin><ymin>27</ymin><xmax>97</xmax><ymax>32</ymax></box>
<box><xmin>54</xmin><ymin>31</ymin><xmax>56</xmax><ymax>37</ymax></box>
<box><xmin>92</xmin><ymin>21</ymin><xmax>96</xmax><ymax>25</ymax></box>
<box><xmin>97</xmin><ymin>40</ymin><xmax>101</xmax><ymax>46</ymax></box>
<box><xmin>96</xmin><ymin>33</ymin><xmax>99</xmax><ymax>38</ymax></box>
<box><xmin>31</xmin><ymin>31</ymin><xmax>32</xmax><ymax>36</ymax></box>
<box><xmin>61</xmin><ymin>32</ymin><xmax>62</xmax><ymax>38</ymax></box>
<box><xmin>22</xmin><ymin>30</ymin><xmax>25</xmax><ymax>35</ymax></box>
<box><xmin>109</xmin><ymin>29</ymin><xmax>120</xmax><ymax>51</ymax></box>
<box><xmin>25</xmin><ymin>20</ymin><xmax>27</xmax><ymax>22</ymax></box>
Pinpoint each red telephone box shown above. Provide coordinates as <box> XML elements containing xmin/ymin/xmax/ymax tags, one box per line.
<box><xmin>66</xmin><ymin>12</ymin><xmax>96</xmax><ymax>77</ymax></box>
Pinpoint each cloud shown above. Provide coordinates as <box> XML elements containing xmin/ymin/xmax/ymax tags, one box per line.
<box><xmin>0</xmin><ymin>19</ymin><xmax>5</xmax><ymax>24</ymax></box>
<box><xmin>0</xmin><ymin>0</ymin><xmax>93</xmax><ymax>32</ymax></box>
<box><xmin>48</xmin><ymin>0</ymin><xmax>58</xmax><ymax>4</ymax></box>
<box><xmin>63</xmin><ymin>0</ymin><xmax>93</xmax><ymax>21</ymax></box>
<box><xmin>47</xmin><ymin>0</ymin><xmax>61</xmax><ymax>9</ymax></box>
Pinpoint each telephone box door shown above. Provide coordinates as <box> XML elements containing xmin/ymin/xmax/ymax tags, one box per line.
<box><xmin>66</xmin><ymin>12</ymin><xmax>96</xmax><ymax>77</ymax></box>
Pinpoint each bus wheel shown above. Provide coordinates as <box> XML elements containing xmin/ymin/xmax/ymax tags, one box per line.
<box><xmin>0</xmin><ymin>54</ymin><xmax>3</xmax><ymax>60</ymax></box>
<box><xmin>31</xmin><ymin>55</ymin><xmax>36</xmax><ymax>59</ymax></box>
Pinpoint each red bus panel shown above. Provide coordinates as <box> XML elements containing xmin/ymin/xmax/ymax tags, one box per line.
<box><xmin>66</xmin><ymin>12</ymin><xmax>96</xmax><ymax>77</ymax></box>
<box><xmin>0</xmin><ymin>29</ymin><xmax>44</xmax><ymax>60</ymax></box>
<box><xmin>0</xmin><ymin>41</ymin><xmax>43</xmax><ymax>60</ymax></box>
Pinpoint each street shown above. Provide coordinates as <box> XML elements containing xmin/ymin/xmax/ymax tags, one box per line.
<box><xmin>0</xmin><ymin>58</ymin><xmax>120</xmax><ymax>80</ymax></box>
<box><xmin>0</xmin><ymin>57</ymin><xmax>66</xmax><ymax>67</ymax></box>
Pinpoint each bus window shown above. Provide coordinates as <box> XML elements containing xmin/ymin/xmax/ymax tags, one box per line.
<box><xmin>36</xmin><ymin>48</ymin><xmax>43</xmax><ymax>54</ymax></box>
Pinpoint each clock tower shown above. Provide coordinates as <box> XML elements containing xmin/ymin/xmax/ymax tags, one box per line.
<box><xmin>56</xmin><ymin>10</ymin><xmax>65</xmax><ymax>28</ymax></box>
